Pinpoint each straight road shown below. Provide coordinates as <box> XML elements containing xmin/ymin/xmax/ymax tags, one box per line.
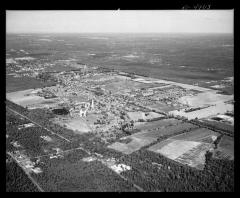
<box><xmin>6</xmin><ymin>106</ymin><xmax>146</xmax><ymax>192</ymax></box>
<box><xmin>7</xmin><ymin>152</ymin><xmax>44</xmax><ymax>192</ymax></box>
<box><xmin>6</xmin><ymin>106</ymin><xmax>71</xmax><ymax>142</ymax></box>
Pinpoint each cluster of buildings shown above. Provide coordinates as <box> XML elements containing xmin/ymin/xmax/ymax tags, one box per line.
<box><xmin>69</xmin><ymin>99</ymin><xmax>94</xmax><ymax>117</ymax></box>
<box><xmin>6</xmin><ymin>58</ymin><xmax>51</xmax><ymax>78</ymax></box>
<box><xmin>9</xmin><ymin>151</ymin><xmax>42</xmax><ymax>174</ymax></box>
<box><xmin>7</xmin><ymin>56</ymin><xmax>234</xmax><ymax>142</ymax></box>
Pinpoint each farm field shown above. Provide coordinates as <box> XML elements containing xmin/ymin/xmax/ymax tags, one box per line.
<box><xmin>177</xmin><ymin>91</ymin><xmax>233</xmax><ymax>107</ymax></box>
<box><xmin>146</xmin><ymin>102</ymin><xmax>178</xmax><ymax>113</ymax></box>
<box><xmin>6</xmin><ymin>89</ymin><xmax>59</xmax><ymax>109</ymax></box>
<box><xmin>102</xmin><ymin>79</ymin><xmax>169</xmax><ymax>95</ymax></box>
<box><xmin>169</xmin><ymin>128</ymin><xmax>220</xmax><ymax>143</ymax></box>
<box><xmin>149</xmin><ymin>139</ymin><xmax>201</xmax><ymax>159</ymax></box>
<box><xmin>213</xmin><ymin>135</ymin><xmax>234</xmax><ymax>160</ymax></box>
<box><xmin>134</xmin><ymin>118</ymin><xmax>182</xmax><ymax>131</ymax></box>
<box><xmin>107</xmin><ymin>136</ymin><xmax>156</xmax><ymax>155</ymax></box>
<box><xmin>169</xmin><ymin>102</ymin><xmax>233</xmax><ymax>120</ymax></box>
<box><xmin>147</xmin><ymin>127</ymin><xmax>220</xmax><ymax>169</ymax></box>
<box><xmin>174</xmin><ymin>143</ymin><xmax>214</xmax><ymax>170</ymax></box>
<box><xmin>108</xmin><ymin>119</ymin><xmax>198</xmax><ymax>154</ymax></box>
<box><xmin>148</xmin><ymin>139</ymin><xmax>214</xmax><ymax>170</ymax></box>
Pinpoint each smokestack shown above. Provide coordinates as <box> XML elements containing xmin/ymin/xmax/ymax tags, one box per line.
<box><xmin>91</xmin><ymin>99</ymin><xmax>94</xmax><ymax>109</ymax></box>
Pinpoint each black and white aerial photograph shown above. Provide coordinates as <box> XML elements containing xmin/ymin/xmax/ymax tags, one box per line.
<box><xmin>6</xmin><ymin>10</ymin><xmax>234</xmax><ymax>192</ymax></box>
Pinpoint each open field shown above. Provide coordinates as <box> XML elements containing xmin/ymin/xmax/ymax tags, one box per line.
<box><xmin>127</xmin><ymin>111</ymin><xmax>164</xmax><ymax>121</ymax></box>
<box><xmin>62</xmin><ymin>118</ymin><xmax>92</xmax><ymax>134</ymax></box>
<box><xmin>108</xmin><ymin>119</ymin><xmax>197</xmax><ymax>154</ymax></box>
<box><xmin>148</xmin><ymin>139</ymin><xmax>214</xmax><ymax>170</ymax></box>
<box><xmin>133</xmin><ymin>122</ymin><xmax>197</xmax><ymax>139</ymax></box>
<box><xmin>175</xmin><ymin>143</ymin><xmax>214</xmax><ymax>170</ymax></box>
<box><xmin>147</xmin><ymin>126</ymin><xmax>219</xmax><ymax>169</ymax></box>
<box><xmin>146</xmin><ymin>102</ymin><xmax>178</xmax><ymax>113</ymax></box>
<box><xmin>134</xmin><ymin>118</ymin><xmax>182</xmax><ymax>131</ymax></box>
<box><xmin>133</xmin><ymin>77</ymin><xmax>213</xmax><ymax>92</ymax></box>
<box><xmin>107</xmin><ymin>136</ymin><xmax>156</xmax><ymax>155</ymax></box>
<box><xmin>6</xmin><ymin>89</ymin><xmax>59</xmax><ymax>109</ymax></box>
<box><xmin>167</xmin><ymin>88</ymin><xmax>234</xmax><ymax>120</ymax></box>
<box><xmin>148</xmin><ymin>140</ymin><xmax>201</xmax><ymax>160</ymax></box>
<box><xmin>102</xmin><ymin>77</ymin><xmax>142</xmax><ymax>94</ymax></box>
<box><xmin>100</xmin><ymin>74</ymin><xmax>169</xmax><ymax>95</ymax></box>
<box><xmin>169</xmin><ymin>128</ymin><xmax>220</xmax><ymax>143</ymax></box>
<box><xmin>209</xmin><ymin>114</ymin><xmax>234</xmax><ymax>125</ymax></box>
<box><xmin>169</xmin><ymin>102</ymin><xmax>233</xmax><ymax>120</ymax></box>
<box><xmin>178</xmin><ymin>91</ymin><xmax>233</xmax><ymax>107</ymax></box>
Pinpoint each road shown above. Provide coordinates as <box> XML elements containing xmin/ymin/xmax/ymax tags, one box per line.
<box><xmin>6</xmin><ymin>106</ymin><xmax>144</xmax><ymax>191</ymax></box>
<box><xmin>6</xmin><ymin>106</ymin><xmax>71</xmax><ymax>142</ymax></box>
<box><xmin>7</xmin><ymin>152</ymin><xmax>44</xmax><ymax>192</ymax></box>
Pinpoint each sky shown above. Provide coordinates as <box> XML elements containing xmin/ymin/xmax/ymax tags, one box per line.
<box><xmin>6</xmin><ymin>10</ymin><xmax>233</xmax><ymax>34</ymax></box>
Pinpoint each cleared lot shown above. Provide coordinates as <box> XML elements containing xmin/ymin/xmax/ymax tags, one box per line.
<box><xmin>52</xmin><ymin>117</ymin><xmax>92</xmax><ymax>134</ymax></box>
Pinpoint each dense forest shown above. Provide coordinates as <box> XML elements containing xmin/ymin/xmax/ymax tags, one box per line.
<box><xmin>6</xmin><ymin>100</ymin><xmax>234</xmax><ymax>192</ymax></box>
<box><xmin>6</xmin><ymin>159</ymin><xmax>39</xmax><ymax>192</ymax></box>
<box><xmin>118</xmin><ymin>149</ymin><xmax>234</xmax><ymax>192</ymax></box>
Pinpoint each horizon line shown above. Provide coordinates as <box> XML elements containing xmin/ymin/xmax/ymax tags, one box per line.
<box><xmin>6</xmin><ymin>32</ymin><xmax>233</xmax><ymax>34</ymax></box>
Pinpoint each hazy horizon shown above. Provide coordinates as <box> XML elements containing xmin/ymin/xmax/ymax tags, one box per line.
<box><xmin>7</xmin><ymin>10</ymin><xmax>233</xmax><ymax>34</ymax></box>
<box><xmin>6</xmin><ymin>32</ymin><xmax>233</xmax><ymax>35</ymax></box>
